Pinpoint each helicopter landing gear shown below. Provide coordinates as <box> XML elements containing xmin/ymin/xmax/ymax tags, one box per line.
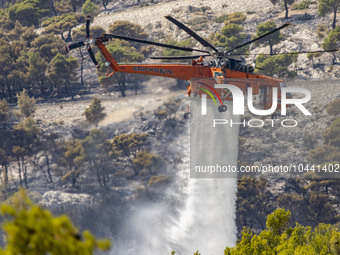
<box><xmin>184</xmin><ymin>112</ymin><xmax>192</xmax><ymax>119</ymax></box>
<box><xmin>218</xmin><ymin>104</ymin><xmax>227</xmax><ymax>112</ymax></box>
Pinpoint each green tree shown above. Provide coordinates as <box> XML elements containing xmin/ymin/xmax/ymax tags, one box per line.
<box><xmin>53</xmin><ymin>0</ymin><xmax>73</xmax><ymax>14</ymax></box>
<box><xmin>82</xmin><ymin>0</ymin><xmax>99</xmax><ymax>18</ymax></box>
<box><xmin>255</xmin><ymin>53</ymin><xmax>297</xmax><ymax>77</ymax></box>
<box><xmin>26</xmin><ymin>51</ymin><xmax>49</xmax><ymax>99</ymax></box>
<box><xmin>0</xmin><ymin>99</ymin><xmax>10</xmax><ymax>129</ymax></box>
<box><xmin>82</xmin><ymin>129</ymin><xmax>117</xmax><ymax>186</ymax></box>
<box><xmin>0</xmin><ymin>189</ymin><xmax>111</xmax><ymax>254</ymax></box>
<box><xmin>16</xmin><ymin>89</ymin><xmax>36</xmax><ymax>118</ymax></box>
<box><xmin>318</xmin><ymin>0</ymin><xmax>340</xmax><ymax>29</ymax></box>
<box><xmin>322</xmin><ymin>26</ymin><xmax>340</xmax><ymax>63</ymax></box>
<box><xmin>43</xmin><ymin>13</ymin><xmax>80</xmax><ymax>42</ymax></box>
<box><xmin>225</xmin><ymin>209</ymin><xmax>340</xmax><ymax>254</ymax></box>
<box><xmin>270</xmin><ymin>0</ymin><xmax>296</xmax><ymax>19</ymax></box>
<box><xmin>48</xmin><ymin>53</ymin><xmax>79</xmax><ymax>98</ymax></box>
<box><xmin>255</xmin><ymin>21</ymin><xmax>284</xmax><ymax>55</ymax></box>
<box><xmin>8</xmin><ymin>0</ymin><xmax>51</xmax><ymax>27</ymax></box>
<box><xmin>12</xmin><ymin>117</ymin><xmax>40</xmax><ymax>188</ymax></box>
<box><xmin>84</xmin><ymin>97</ymin><xmax>106</xmax><ymax>127</ymax></box>
<box><xmin>0</xmin><ymin>37</ymin><xmax>16</xmax><ymax>99</ymax></box>
<box><xmin>112</xmin><ymin>133</ymin><xmax>148</xmax><ymax>175</ymax></box>
<box><xmin>31</xmin><ymin>34</ymin><xmax>66</xmax><ymax>63</ymax></box>
<box><xmin>214</xmin><ymin>23</ymin><xmax>248</xmax><ymax>54</ymax></box>
<box><xmin>6</xmin><ymin>21</ymin><xmax>25</xmax><ymax>41</ymax></box>
<box><xmin>58</xmin><ymin>139</ymin><xmax>85</xmax><ymax>188</ymax></box>
<box><xmin>108</xmin><ymin>20</ymin><xmax>148</xmax><ymax>43</ymax></box>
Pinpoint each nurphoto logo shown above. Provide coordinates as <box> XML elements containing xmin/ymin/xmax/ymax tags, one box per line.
<box><xmin>200</xmin><ymin>84</ymin><xmax>312</xmax><ymax>128</ymax></box>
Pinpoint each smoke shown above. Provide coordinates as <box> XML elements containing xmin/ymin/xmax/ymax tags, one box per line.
<box><xmin>112</xmin><ymin>99</ymin><xmax>239</xmax><ymax>255</ymax></box>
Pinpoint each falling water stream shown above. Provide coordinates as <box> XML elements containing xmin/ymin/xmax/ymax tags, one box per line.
<box><xmin>114</xmin><ymin>100</ymin><xmax>239</xmax><ymax>255</ymax></box>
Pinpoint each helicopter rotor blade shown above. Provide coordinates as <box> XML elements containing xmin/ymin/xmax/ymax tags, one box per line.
<box><xmin>66</xmin><ymin>41</ymin><xmax>85</xmax><ymax>52</ymax></box>
<box><xmin>150</xmin><ymin>54</ymin><xmax>211</xmax><ymax>60</ymax></box>
<box><xmin>86</xmin><ymin>16</ymin><xmax>90</xmax><ymax>38</ymax></box>
<box><xmin>101</xmin><ymin>34</ymin><xmax>210</xmax><ymax>53</ymax></box>
<box><xmin>88</xmin><ymin>47</ymin><xmax>99</xmax><ymax>68</ymax></box>
<box><xmin>232</xmin><ymin>49</ymin><xmax>339</xmax><ymax>56</ymax></box>
<box><xmin>227</xmin><ymin>23</ymin><xmax>291</xmax><ymax>54</ymax></box>
<box><xmin>164</xmin><ymin>15</ymin><xmax>218</xmax><ymax>53</ymax></box>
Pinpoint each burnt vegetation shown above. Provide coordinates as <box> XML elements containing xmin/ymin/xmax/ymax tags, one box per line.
<box><xmin>0</xmin><ymin>0</ymin><xmax>339</xmax><ymax>248</ymax></box>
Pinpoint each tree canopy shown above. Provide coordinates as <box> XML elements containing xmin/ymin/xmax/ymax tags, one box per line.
<box><xmin>225</xmin><ymin>208</ymin><xmax>340</xmax><ymax>255</ymax></box>
<box><xmin>318</xmin><ymin>0</ymin><xmax>340</xmax><ymax>29</ymax></box>
<box><xmin>8</xmin><ymin>0</ymin><xmax>51</xmax><ymax>27</ymax></box>
<box><xmin>0</xmin><ymin>189</ymin><xmax>111</xmax><ymax>255</ymax></box>
<box><xmin>16</xmin><ymin>89</ymin><xmax>36</xmax><ymax>118</ymax></box>
<box><xmin>322</xmin><ymin>26</ymin><xmax>340</xmax><ymax>63</ymax></box>
<box><xmin>255</xmin><ymin>21</ymin><xmax>284</xmax><ymax>55</ymax></box>
<box><xmin>84</xmin><ymin>97</ymin><xmax>106</xmax><ymax>127</ymax></box>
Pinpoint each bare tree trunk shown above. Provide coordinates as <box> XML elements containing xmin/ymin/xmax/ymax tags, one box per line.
<box><xmin>80</xmin><ymin>49</ymin><xmax>84</xmax><ymax>88</ymax></box>
<box><xmin>284</xmin><ymin>0</ymin><xmax>289</xmax><ymax>19</ymax></box>
<box><xmin>21</xmin><ymin>157</ymin><xmax>28</xmax><ymax>188</ymax></box>
<box><xmin>46</xmin><ymin>154</ymin><xmax>53</xmax><ymax>183</ymax></box>
<box><xmin>17</xmin><ymin>158</ymin><xmax>22</xmax><ymax>186</ymax></box>
<box><xmin>102</xmin><ymin>0</ymin><xmax>107</xmax><ymax>10</ymax></box>
<box><xmin>51</xmin><ymin>1</ymin><xmax>57</xmax><ymax>16</ymax></box>
<box><xmin>333</xmin><ymin>8</ymin><xmax>337</xmax><ymax>29</ymax></box>
<box><xmin>119</xmin><ymin>74</ymin><xmax>126</xmax><ymax>97</ymax></box>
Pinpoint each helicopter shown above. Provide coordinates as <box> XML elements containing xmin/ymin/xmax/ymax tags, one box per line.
<box><xmin>66</xmin><ymin>16</ymin><xmax>338</xmax><ymax>118</ymax></box>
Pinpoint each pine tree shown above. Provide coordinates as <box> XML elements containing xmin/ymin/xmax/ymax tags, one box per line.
<box><xmin>0</xmin><ymin>99</ymin><xmax>10</xmax><ymax>129</ymax></box>
<box><xmin>12</xmin><ymin>117</ymin><xmax>40</xmax><ymax>187</ymax></box>
<box><xmin>318</xmin><ymin>0</ymin><xmax>340</xmax><ymax>29</ymax></box>
<box><xmin>16</xmin><ymin>89</ymin><xmax>36</xmax><ymax>118</ymax></box>
<box><xmin>8</xmin><ymin>0</ymin><xmax>50</xmax><ymax>27</ymax></box>
<box><xmin>84</xmin><ymin>97</ymin><xmax>106</xmax><ymax>127</ymax></box>
<box><xmin>48</xmin><ymin>53</ymin><xmax>79</xmax><ymax>98</ymax></box>
<box><xmin>59</xmin><ymin>139</ymin><xmax>85</xmax><ymax>188</ymax></box>
<box><xmin>270</xmin><ymin>0</ymin><xmax>296</xmax><ymax>19</ymax></box>
<box><xmin>214</xmin><ymin>23</ymin><xmax>248</xmax><ymax>54</ymax></box>
<box><xmin>322</xmin><ymin>26</ymin><xmax>340</xmax><ymax>63</ymax></box>
<box><xmin>82</xmin><ymin>129</ymin><xmax>116</xmax><ymax>186</ymax></box>
<box><xmin>225</xmin><ymin>209</ymin><xmax>340</xmax><ymax>254</ymax></box>
<box><xmin>82</xmin><ymin>0</ymin><xmax>99</xmax><ymax>18</ymax></box>
<box><xmin>0</xmin><ymin>189</ymin><xmax>111</xmax><ymax>254</ymax></box>
<box><xmin>255</xmin><ymin>21</ymin><xmax>284</xmax><ymax>55</ymax></box>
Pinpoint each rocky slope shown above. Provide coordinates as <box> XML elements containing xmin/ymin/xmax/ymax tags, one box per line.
<box><xmin>90</xmin><ymin>0</ymin><xmax>339</xmax><ymax>79</ymax></box>
<box><xmin>4</xmin><ymin>0</ymin><xmax>340</xmax><ymax>252</ymax></box>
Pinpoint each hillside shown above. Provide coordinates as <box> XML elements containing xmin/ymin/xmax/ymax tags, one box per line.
<box><xmin>0</xmin><ymin>0</ymin><xmax>339</xmax><ymax>254</ymax></box>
